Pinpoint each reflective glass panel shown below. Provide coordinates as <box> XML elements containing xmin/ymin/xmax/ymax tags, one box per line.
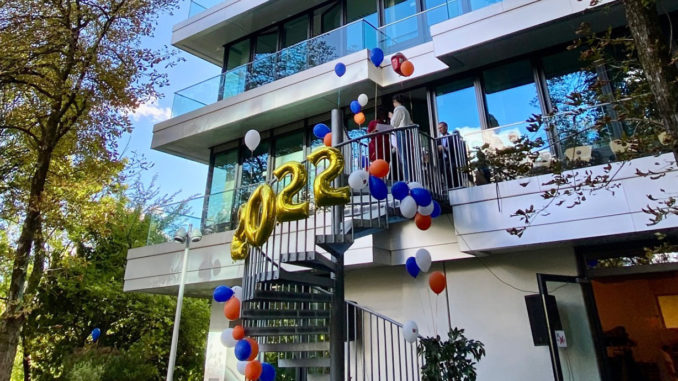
<box><xmin>313</xmin><ymin>2</ymin><xmax>341</xmax><ymax>36</ymax></box>
<box><xmin>469</xmin><ymin>0</ymin><xmax>501</xmax><ymax>11</ymax></box>
<box><xmin>435</xmin><ymin>78</ymin><xmax>481</xmax><ymax>141</ymax></box>
<box><xmin>483</xmin><ymin>60</ymin><xmax>541</xmax><ymax>127</ymax></box>
<box><xmin>206</xmin><ymin>149</ymin><xmax>238</xmax><ymax>230</ymax></box>
<box><xmin>283</xmin><ymin>15</ymin><xmax>309</xmax><ymax>48</ymax></box>
<box><xmin>347</xmin><ymin>0</ymin><xmax>378</xmax><ymax>26</ymax></box>
<box><xmin>274</xmin><ymin>130</ymin><xmax>305</xmax><ymax>167</ymax></box>
<box><xmin>239</xmin><ymin>140</ymin><xmax>270</xmax><ymax>206</ymax></box>
<box><xmin>384</xmin><ymin>0</ymin><xmax>418</xmax><ymax>24</ymax></box>
<box><xmin>226</xmin><ymin>39</ymin><xmax>251</xmax><ymax>70</ymax></box>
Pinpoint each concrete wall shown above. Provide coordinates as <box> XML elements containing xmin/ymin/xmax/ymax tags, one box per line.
<box><xmin>450</xmin><ymin>153</ymin><xmax>678</xmax><ymax>253</ymax></box>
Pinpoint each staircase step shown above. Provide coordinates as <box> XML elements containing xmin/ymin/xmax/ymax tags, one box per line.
<box><xmin>260</xmin><ymin>342</ymin><xmax>330</xmax><ymax>353</ymax></box>
<box><xmin>278</xmin><ymin>358</ymin><xmax>330</xmax><ymax>368</ymax></box>
<box><xmin>315</xmin><ymin>234</ymin><xmax>353</xmax><ymax>256</ymax></box>
<box><xmin>268</xmin><ymin>269</ymin><xmax>332</xmax><ymax>288</ymax></box>
<box><xmin>253</xmin><ymin>289</ymin><xmax>332</xmax><ymax>303</ymax></box>
<box><xmin>241</xmin><ymin>308</ymin><xmax>330</xmax><ymax>319</ymax></box>
<box><xmin>281</xmin><ymin>251</ymin><xmax>336</xmax><ymax>272</ymax></box>
<box><xmin>245</xmin><ymin>325</ymin><xmax>329</xmax><ymax>337</ymax></box>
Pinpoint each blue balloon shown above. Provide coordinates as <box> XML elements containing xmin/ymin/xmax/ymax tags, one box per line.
<box><xmin>260</xmin><ymin>362</ymin><xmax>276</xmax><ymax>381</ymax></box>
<box><xmin>234</xmin><ymin>339</ymin><xmax>251</xmax><ymax>361</ymax></box>
<box><xmin>431</xmin><ymin>200</ymin><xmax>442</xmax><ymax>218</ymax></box>
<box><xmin>391</xmin><ymin>181</ymin><xmax>409</xmax><ymax>201</ymax></box>
<box><xmin>410</xmin><ymin>188</ymin><xmax>432</xmax><ymax>207</ymax></box>
<box><xmin>213</xmin><ymin>285</ymin><xmax>233</xmax><ymax>303</ymax></box>
<box><xmin>91</xmin><ymin>328</ymin><xmax>101</xmax><ymax>342</ymax></box>
<box><xmin>369</xmin><ymin>176</ymin><xmax>388</xmax><ymax>200</ymax></box>
<box><xmin>405</xmin><ymin>257</ymin><xmax>420</xmax><ymax>278</ymax></box>
<box><xmin>370</xmin><ymin>48</ymin><xmax>384</xmax><ymax>67</ymax></box>
<box><xmin>313</xmin><ymin>123</ymin><xmax>330</xmax><ymax>139</ymax></box>
<box><xmin>335</xmin><ymin>62</ymin><xmax>346</xmax><ymax>77</ymax></box>
<box><xmin>350</xmin><ymin>100</ymin><xmax>362</xmax><ymax>114</ymax></box>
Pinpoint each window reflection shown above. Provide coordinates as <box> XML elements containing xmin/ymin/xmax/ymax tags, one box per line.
<box><xmin>206</xmin><ymin>149</ymin><xmax>237</xmax><ymax>230</ymax></box>
<box><xmin>239</xmin><ymin>140</ymin><xmax>270</xmax><ymax>205</ymax></box>
<box><xmin>483</xmin><ymin>60</ymin><xmax>541</xmax><ymax>127</ymax></box>
<box><xmin>435</xmin><ymin>78</ymin><xmax>481</xmax><ymax>145</ymax></box>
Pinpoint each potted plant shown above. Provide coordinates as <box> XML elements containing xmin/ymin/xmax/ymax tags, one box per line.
<box><xmin>418</xmin><ymin>327</ymin><xmax>486</xmax><ymax>381</ymax></box>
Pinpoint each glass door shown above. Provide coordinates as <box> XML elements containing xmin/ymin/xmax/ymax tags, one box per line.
<box><xmin>536</xmin><ymin>274</ymin><xmax>603</xmax><ymax>381</ymax></box>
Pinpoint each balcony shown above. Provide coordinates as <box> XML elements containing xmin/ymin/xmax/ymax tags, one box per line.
<box><xmin>171</xmin><ymin>0</ymin><xmax>502</xmax><ymax>118</ymax></box>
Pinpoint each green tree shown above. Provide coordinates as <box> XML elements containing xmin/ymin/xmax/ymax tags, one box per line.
<box><xmin>22</xmin><ymin>188</ymin><xmax>209</xmax><ymax>381</ymax></box>
<box><xmin>0</xmin><ymin>1</ymin><xmax>178</xmax><ymax>378</ymax></box>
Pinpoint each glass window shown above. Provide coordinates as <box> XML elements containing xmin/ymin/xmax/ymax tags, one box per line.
<box><xmin>313</xmin><ymin>2</ymin><xmax>341</xmax><ymax>36</ymax></box>
<box><xmin>435</xmin><ymin>78</ymin><xmax>481</xmax><ymax>142</ymax></box>
<box><xmin>238</xmin><ymin>140</ymin><xmax>270</xmax><ymax>205</ymax></box>
<box><xmin>483</xmin><ymin>60</ymin><xmax>541</xmax><ymax>127</ymax></box>
<box><xmin>254</xmin><ymin>29</ymin><xmax>278</xmax><ymax>58</ymax></box>
<box><xmin>424</xmin><ymin>0</ymin><xmax>454</xmax><ymax>26</ymax></box>
<box><xmin>249</xmin><ymin>29</ymin><xmax>278</xmax><ymax>89</ymax></box>
<box><xmin>347</xmin><ymin>0</ymin><xmax>378</xmax><ymax>26</ymax></box>
<box><xmin>543</xmin><ymin>49</ymin><xmax>597</xmax><ymax>113</ymax></box>
<box><xmin>226</xmin><ymin>39</ymin><xmax>251</xmax><ymax>70</ymax></box>
<box><xmin>282</xmin><ymin>15</ymin><xmax>309</xmax><ymax>48</ymax></box>
<box><xmin>274</xmin><ymin>130</ymin><xmax>305</xmax><ymax>167</ymax></box>
<box><xmin>206</xmin><ymin>149</ymin><xmax>238</xmax><ymax>230</ymax></box>
<box><xmin>384</xmin><ymin>0</ymin><xmax>418</xmax><ymax>24</ymax></box>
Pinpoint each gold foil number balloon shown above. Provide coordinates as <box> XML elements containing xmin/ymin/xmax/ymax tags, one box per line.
<box><xmin>273</xmin><ymin>162</ymin><xmax>309</xmax><ymax>222</ymax></box>
<box><xmin>307</xmin><ymin>147</ymin><xmax>350</xmax><ymax>207</ymax></box>
<box><xmin>230</xmin><ymin>205</ymin><xmax>249</xmax><ymax>260</ymax></box>
<box><xmin>244</xmin><ymin>184</ymin><xmax>276</xmax><ymax>247</ymax></box>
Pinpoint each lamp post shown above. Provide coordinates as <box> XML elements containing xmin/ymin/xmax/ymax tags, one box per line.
<box><xmin>166</xmin><ymin>224</ymin><xmax>202</xmax><ymax>381</ymax></box>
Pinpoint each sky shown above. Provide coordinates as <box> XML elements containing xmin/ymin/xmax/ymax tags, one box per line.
<box><xmin>124</xmin><ymin>1</ymin><xmax>220</xmax><ymax>201</ymax></box>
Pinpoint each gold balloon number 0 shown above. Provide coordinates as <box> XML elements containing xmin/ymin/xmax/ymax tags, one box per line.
<box><xmin>231</xmin><ymin>147</ymin><xmax>350</xmax><ymax>260</ymax></box>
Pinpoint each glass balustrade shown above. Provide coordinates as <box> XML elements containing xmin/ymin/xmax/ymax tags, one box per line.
<box><xmin>188</xmin><ymin>0</ymin><xmax>224</xmax><ymax>18</ymax></box>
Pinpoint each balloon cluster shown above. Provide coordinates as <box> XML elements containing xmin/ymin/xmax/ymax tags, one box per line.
<box><xmin>313</xmin><ymin>123</ymin><xmax>332</xmax><ymax>147</ymax></box>
<box><xmin>405</xmin><ymin>248</ymin><xmax>431</xmax><ymax>278</ymax></box>
<box><xmin>348</xmin><ymin>159</ymin><xmax>389</xmax><ymax>201</ymax></box>
<box><xmin>392</xmin><ymin>181</ymin><xmax>441</xmax><ymax>230</ymax></box>
<box><xmin>391</xmin><ymin>52</ymin><xmax>414</xmax><ymax>77</ymax></box>
<box><xmin>214</xmin><ymin>285</ymin><xmax>276</xmax><ymax>380</ymax></box>
<box><xmin>350</xmin><ymin>93</ymin><xmax>369</xmax><ymax>127</ymax></box>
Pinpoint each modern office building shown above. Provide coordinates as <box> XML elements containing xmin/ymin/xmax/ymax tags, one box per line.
<box><xmin>125</xmin><ymin>0</ymin><xmax>678</xmax><ymax>380</ymax></box>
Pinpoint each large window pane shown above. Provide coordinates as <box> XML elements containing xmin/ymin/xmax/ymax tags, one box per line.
<box><xmin>249</xmin><ymin>29</ymin><xmax>278</xmax><ymax>89</ymax></box>
<box><xmin>226</xmin><ymin>39</ymin><xmax>251</xmax><ymax>70</ymax></box>
<box><xmin>313</xmin><ymin>2</ymin><xmax>341</xmax><ymax>36</ymax></box>
<box><xmin>239</xmin><ymin>140</ymin><xmax>270</xmax><ymax>205</ymax></box>
<box><xmin>283</xmin><ymin>15</ymin><xmax>309</xmax><ymax>48</ymax></box>
<box><xmin>543</xmin><ymin>49</ymin><xmax>614</xmax><ymax>163</ymax></box>
<box><xmin>206</xmin><ymin>149</ymin><xmax>237</xmax><ymax>230</ymax></box>
<box><xmin>435</xmin><ymin>78</ymin><xmax>481</xmax><ymax>144</ymax></box>
<box><xmin>384</xmin><ymin>0</ymin><xmax>417</xmax><ymax>24</ymax></box>
<box><xmin>281</xmin><ymin>16</ymin><xmax>310</xmax><ymax>77</ymax></box>
<box><xmin>483</xmin><ymin>60</ymin><xmax>541</xmax><ymax>127</ymax></box>
<box><xmin>274</xmin><ymin>130</ymin><xmax>305</xmax><ymax>167</ymax></box>
<box><xmin>347</xmin><ymin>0</ymin><xmax>378</xmax><ymax>26</ymax></box>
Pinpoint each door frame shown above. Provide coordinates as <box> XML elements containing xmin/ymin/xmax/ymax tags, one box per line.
<box><xmin>536</xmin><ymin>273</ymin><xmax>609</xmax><ymax>381</ymax></box>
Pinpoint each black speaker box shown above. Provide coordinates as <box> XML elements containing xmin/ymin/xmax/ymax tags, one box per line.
<box><xmin>525</xmin><ymin>294</ymin><xmax>562</xmax><ymax>346</ymax></box>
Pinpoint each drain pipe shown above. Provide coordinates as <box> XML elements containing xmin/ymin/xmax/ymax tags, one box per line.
<box><xmin>330</xmin><ymin>108</ymin><xmax>345</xmax><ymax>381</ymax></box>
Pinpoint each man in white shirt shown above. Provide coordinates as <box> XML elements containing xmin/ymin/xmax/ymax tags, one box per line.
<box><xmin>389</xmin><ymin>94</ymin><xmax>413</xmax><ymax>181</ymax></box>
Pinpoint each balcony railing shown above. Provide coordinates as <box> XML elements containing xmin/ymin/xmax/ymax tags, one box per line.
<box><xmin>171</xmin><ymin>0</ymin><xmax>503</xmax><ymax>117</ymax></box>
<box><xmin>187</xmin><ymin>0</ymin><xmax>223</xmax><ymax>18</ymax></box>
<box><xmin>172</xmin><ymin>20</ymin><xmax>384</xmax><ymax>117</ymax></box>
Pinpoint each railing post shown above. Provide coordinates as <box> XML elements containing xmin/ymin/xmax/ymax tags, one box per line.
<box><xmin>330</xmin><ymin>108</ymin><xmax>345</xmax><ymax>381</ymax></box>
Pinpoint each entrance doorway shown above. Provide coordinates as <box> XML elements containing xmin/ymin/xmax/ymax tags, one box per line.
<box><xmin>590</xmin><ymin>270</ymin><xmax>678</xmax><ymax>381</ymax></box>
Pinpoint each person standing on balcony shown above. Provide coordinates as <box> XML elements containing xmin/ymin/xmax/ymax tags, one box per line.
<box><xmin>389</xmin><ymin>94</ymin><xmax>413</xmax><ymax>182</ymax></box>
<box><xmin>437</xmin><ymin>122</ymin><xmax>466</xmax><ymax>188</ymax></box>
<box><xmin>367</xmin><ymin>108</ymin><xmax>392</xmax><ymax>163</ymax></box>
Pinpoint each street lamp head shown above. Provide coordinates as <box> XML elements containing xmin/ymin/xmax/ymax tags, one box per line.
<box><xmin>190</xmin><ymin>229</ymin><xmax>203</xmax><ymax>243</ymax></box>
<box><xmin>173</xmin><ymin>227</ymin><xmax>187</xmax><ymax>243</ymax></box>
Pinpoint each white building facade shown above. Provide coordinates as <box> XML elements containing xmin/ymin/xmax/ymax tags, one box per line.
<box><xmin>126</xmin><ymin>1</ymin><xmax>678</xmax><ymax>380</ymax></box>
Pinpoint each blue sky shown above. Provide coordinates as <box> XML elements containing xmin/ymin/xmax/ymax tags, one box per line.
<box><xmin>124</xmin><ymin>2</ymin><xmax>220</xmax><ymax>201</ymax></box>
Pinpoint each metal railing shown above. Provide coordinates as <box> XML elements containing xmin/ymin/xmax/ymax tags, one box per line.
<box><xmin>345</xmin><ymin>300</ymin><xmax>423</xmax><ymax>380</ymax></box>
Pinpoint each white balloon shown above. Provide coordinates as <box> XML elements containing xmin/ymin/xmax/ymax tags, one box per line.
<box><xmin>418</xmin><ymin>202</ymin><xmax>434</xmax><ymax>216</ymax></box>
<box><xmin>415</xmin><ymin>248</ymin><xmax>432</xmax><ymax>273</ymax></box>
<box><xmin>236</xmin><ymin>360</ymin><xmax>248</xmax><ymax>375</ymax></box>
<box><xmin>403</xmin><ymin>320</ymin><xmax>419</xmax><ymax>343</ymax></box>
<box><xmin>348</xmin><ymin>169</ymin><xmax>369</xmax><ymax>191</ymax></box>
<box><xmin>232</xmin><ymin>286</ymin><xmax>243</xmax><ymax>301</ymax></box>
<box><xmin>400</xmin><ymin>196</ymin><xmax>417</xmax><ymax>219</ymax></box>
<box><xmin>358</xmin><ymin>93</ymin><xmax>369</xmax><ymax>107</ymax></box>
<box><xmin>244</xmin><ymin>130</ymin><xmax>261</xmax><ymax>152</ymax></box>
<box><xmin>408</xmin><ymin>181</ymin><xmax>423</xmax><ymax>190</ymax></box>
<box><xmin>220</xmin><ymin>329</ymin><xmax>237</xmax><ymax>348</ymax></box>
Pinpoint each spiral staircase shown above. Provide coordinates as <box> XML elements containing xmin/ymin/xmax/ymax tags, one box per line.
<box><xmin>236</xmin><ymin>124</ymin><xmax>460</xmax><ymax>380</ymax></box>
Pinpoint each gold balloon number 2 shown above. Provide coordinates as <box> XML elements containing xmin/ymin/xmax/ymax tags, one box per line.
<box><xmin>231</xmin><ymin>147</ymin><xmax>350</xmax><ymax>260</ymax></box>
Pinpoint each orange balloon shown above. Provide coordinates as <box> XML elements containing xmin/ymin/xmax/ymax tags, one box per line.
<box><xmin>369</xmin><ymin>159</ymin><xmax>389</xmax><ymax>178</ymax></box>
<box><xmin>400</xmin><ymin>60</ymin><xmax>414</xmax><ymax>77</ymax></box>
<box><xmin>429</xmin><ymin>271</ymin><xmax>446</xmax><ymax>295</ymax></box>
<box><xmin>354</xmin><ymin>112</ymin><xmax>366</xmax><ymax>125</ymax></box>
<box><xmin>415</xmin><ymin>213</ymin><xmax>432</xmax><ymax>231</ymax></box>
<box><xmin>232</xmin><ymin>325</ymin><xmax>245</xmax><ymax>340</ymax></box>
<box><xmin>324</xmin><ymin>133</ymin><xmax>332</xmax><ymax>147</ymax></box>
<box><xmin>246</xmin><ymin>338</ymin><xmax>259</xmax><ymax>361</ymax></box>
<box><xmin>245</xmin><ymin>360</ymin><xmax>263</xmax><ymax>380</ymax></box>
<box><xmin>224</xmin><ymin>297</ymin><xmax>240</xmax><ymax>320</ymax></box>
